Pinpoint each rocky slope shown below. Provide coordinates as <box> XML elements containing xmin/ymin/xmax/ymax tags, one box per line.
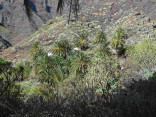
<box><xmin>0</xmin><ymin>0</ymin><xmax>64</xmax><ymax>45</ymax></box>
<box><xmin>0</xmin><ymin>0</ymin><xmax>156</xmax><ymax>63</ymax></box>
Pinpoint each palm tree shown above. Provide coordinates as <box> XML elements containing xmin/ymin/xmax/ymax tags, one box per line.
<box><xmin>24</xmin><ymin>0</ymin><xmax>32</xmax><ymax>19</ymax></box>
<box><xmin>24</xmin><ymin>0</ymin><xmax>80</xmax><ymax>22</ymax></box>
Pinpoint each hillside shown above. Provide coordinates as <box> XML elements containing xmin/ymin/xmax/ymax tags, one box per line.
<box><xmin>1</xmin><ymin>0</ymin><xmax>156</xmax><ymax>116</ymax></box>
<box><xmin>1</xmin><ymin>0</ymin><xmax>156</xmax><ymax>63</ymax></box>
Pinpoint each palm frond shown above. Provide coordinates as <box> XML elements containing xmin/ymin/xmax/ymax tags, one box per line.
<box><xmin>57</xmin><ymin>0</ymin><xmax>64</xmax><ymax>13</ymax></box>
<box><xmin>24</xmin><ymin>0</ymin><xmax>32</xmax><ymax>19</ymax></box>
<box><xmin>24</xmin><ymin>0</ymin><xmax>80</xmax><ymax>22</ymax></box>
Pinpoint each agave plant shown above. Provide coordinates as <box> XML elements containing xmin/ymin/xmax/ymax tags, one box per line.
<box><xmin>94</xmin><ymin>31</ymin><xmax>111</xmax><ymax>58</ymax></box>
<box><xmin>54</xmin><ymin>55</ymin><xmax>70</xmax><ymax>79</ymax></box>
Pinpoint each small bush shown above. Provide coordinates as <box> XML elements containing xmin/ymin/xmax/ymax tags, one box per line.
<box><xmin>110</xmin><ymin>27</ymin><xmax>126</xmax><ymax>49</ymax></box>
<box><xmin>15</xmin><ymin>62</ymin><xmax>32</xmax><ymax>80</ymax></box>
<box><xmin>30</xmin><ymin>42</ymin><xmax>45</xmax><ymax>61</ymax></box>
<box><xmin>86</xmin><ymin>56</ymin><xmax>121</xmax><ymax>95</ymax></box>
<box><xmin>67</xmin><ymin>51</ymin><xmax>89</xmax><ymax>78</ymax></box>
<box><xmin>126</xmin><ymin>39</ymin><xmax>156</xmax><ymax>77</ymax></box>
<box><xmin>0</xmin><ymin>58</ymin><xmax>23</xmax><ymax>117</ymax></box>
<box><xmin>0</xmin><ymin>58</ymin><xmax>23</xmax><ymax>97</ymax></box>
<box><xmin>94</xmin><ymin>31</ymin><xmax>107</xmax><ymax>44</ymax></box>
<box><xmin>95</xmin><ymin>44</ymin><xmax>111</xmax><ymax>58</ymax></box>
<box><xmin>52</xmin><ymin>40</ymin><xmax>72</xmax><ymax>58</ymax></box>
<box><xmin>74</xmin><ymin>33</ymin><xmax>89</xmax><ymax>50</ymax></box>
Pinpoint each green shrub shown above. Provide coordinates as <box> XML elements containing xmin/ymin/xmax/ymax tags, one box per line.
<box><xmin>0</xmin><ymin>58</ymin><xmax>23</xmax><ymax>98</ymax></box>
<box><xmin>94</xmin><ymin>31</ymin><xmax>107</xmax><ymax>44</ymax></box>
<box><xmin>35</xmin><ymin>54</ymin><xmax>62</xmax><ymax>86</ymax></box>
<box><xmin>30</xmin><ymin>42</ymin><xmax>45</xmax><ymax>61</ymax></box>
<box><xmin>110</xmin><ymin>27</ymin><xmax>126</xmax><ymax>49</ymax></box>
<box><xmin>92</xmin><ymin>31</ymin><xmax>111</xmax><ymax>58</ymax></box>
<box><xmin>67</xmin><ymin>51</ymin><xmax>89</xmax><ymax>78</ymax></box>
<box><xmin>74</xmin><ymin>33</ymin><xmax>89</xmax><ymax>50</ymax></box>
<box><xmin>54</xmin><ymin>55</ymin><xmax>70</xmax><ymax>79</ymax></box>
<box><xmin>0</xmin><ymin>58</ymin><xmax>11</xmax><ymax>71</ymax></box>
<box><xmin>85</xmin><ymin>56</ymin><xmax>121</xmax><ymax>98</ymax></box>
<box><xmin>19</xmin><ymin>79</ymin><xmax>55</xmax><ymax>100</ymax></box>
<box><xmin>15</xmin><ymin>62</ymin><xmax>32</xmax><ymax>79</ymax></box>
<box><xmin>126</xmin><ymin>39</ymin><xmax>156</xmax><ymax>75</ymax></box>
<box><xmin>52</xmin><ymin>40</ymin><xmax>72</xmax><ymax>58</ymax></box>
<box><xmin>30</xmin><ymin>43</ymin><xmax>62</xmax><ymax>87</ymax></box>
<box><xmin>95</xmin><ymin>44</ymin><xmax>111</xmax><ymax>58</ymax></box>
<box><xmin>149</xmin><ymin>72</ymin><xmax>156</xmax><ymax>79</ymax></box>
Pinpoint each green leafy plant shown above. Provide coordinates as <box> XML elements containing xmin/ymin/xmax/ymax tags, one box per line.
<box><xmin>74</xmin><ymin>32</ymin><xmax>89</xmax><ymax>50</ymax></box>
<box><xmin>30</xmin><ymin>42</ymin><xmax>45</xmax><ymax>61</ymax></box>
<box><xmin>110</xmin><ymin>27</ymin><xmax>126</xmax><ymax>49</ymax></box>
<box><xmin>94</xmin><ymin>30</ymin><xmax>107</xmax><ymax>44</ymax></box>
<box><xmin>54</xmin><ymin>55</ymin><xmax>70</xmax><ymax>79</ymax></box>
<box><xmin>67</xmin><ymin>51</ymin><xmax>89</xmax><ymax>78</ymax></box>
<box><xmin>126</xmin><ymin>39</ymin><xmax>156</xmax><ymax>76</ymax></box>
<box><xmin>30</xmin><ymin>43</ymin><xmax>62</xmax><ymax>87</ymax></box>
<box><xmin>149</xmin><ymin>72</ymin><xmax>156</xmax><ymax>79</ymax></box>
<box><xmin>15</xmin><ymin>62</ymin><xmax>32</xmax><ymax>80</ymax></box>
<box><xmin>0</xmin><ymin>58</ymin><xmax>23</xmax><ymax>97</ymax></box>
<box><xmin>96</xmin><ymin>43</ymin><xmax>111</xmax><ymax>58</ymax></box>
<box><xmin>35</xmin><ymin>54</ymin><xmax>62</xmax><ymax>86</ymax></box>
<box><xmin>52</xmin><ymin>40</ymin><xmax>72</xmax><ymax>58</ymax></box>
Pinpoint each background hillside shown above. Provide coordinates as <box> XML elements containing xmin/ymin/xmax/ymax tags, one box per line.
<box><xmin>0</xmin><ymin>0</ymin><xmax>63</xmax><ymax>45</ymax></box>
<box><xmin>0</xmin><ymin>0</ymin><xmax>156</xmax><ymax>63</ymax></box>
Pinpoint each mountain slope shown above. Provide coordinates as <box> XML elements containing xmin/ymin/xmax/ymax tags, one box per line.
<box><xmin>0</xmin><ymin>0</ymin><xmax>156</xmax><ymax>63</ymax></box>
<box><xmin>0</xmin><ymin>0</ymin><xmax>62</xmax><ymax>45</ymax></box>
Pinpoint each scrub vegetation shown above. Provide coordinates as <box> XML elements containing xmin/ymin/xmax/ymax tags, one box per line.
<box><xmin>1</xmin><ymin>27</ymin><xmax>156</xmax><ymax>116</ymax></box>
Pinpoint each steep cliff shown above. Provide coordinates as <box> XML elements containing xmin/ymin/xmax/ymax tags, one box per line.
<box><xmin>0</xmin><ymin>0</ymin><xmax>60</xmax><ymax>44</ymax></box>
